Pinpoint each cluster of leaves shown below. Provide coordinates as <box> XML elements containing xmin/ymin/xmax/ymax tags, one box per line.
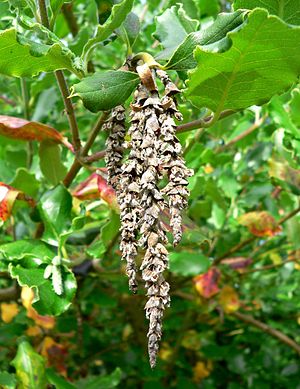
<box><xmin>0</xmin><ymin>0</ymin><xmax>300</xmax><ymax>387</ymax></box>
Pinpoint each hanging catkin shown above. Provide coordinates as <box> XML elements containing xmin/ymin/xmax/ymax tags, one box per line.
<box><xmin>107</xmin><ymin>63</ymin><xmax>193</xmax><ymax>367</ymax></box>
<box><xmin>156</xmin><ymin>69</ymin><xmax>193</xmax><ymax>246</ymax></box>
<box><xmin>105</xmin><ymin>105</ymin><xmax>126</xmax><ymax>194</ymax></box>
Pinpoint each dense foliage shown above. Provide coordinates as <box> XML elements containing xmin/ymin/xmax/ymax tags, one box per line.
<box><xmin>0</xmin><ymin>0</ymin><xmax>300</xmax><ymax>387</ymax></box>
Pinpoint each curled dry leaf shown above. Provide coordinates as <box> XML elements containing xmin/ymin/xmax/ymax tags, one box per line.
<box><xmin>72</xmin><ymin>171</ymin><xmax>119</xmax><ymax>211</ymax></box>
<box><xmin>0</xmin><ymin>182</ymin><xmax>36</xmax><ymax>222</ymax></box>
<box><xmin>0</xmin><ymin>115</ymin><xmax>73</xmax><ymax>151</ymax></box>
<box><xmin>238</xmin><ymin>211</ymin><xmax>282</xmax><ymax>237</ymax></box>
<box><xmin>193</xmin><ymin>267</ymin><xmax>221</xmax><ymax>299</ymax></box>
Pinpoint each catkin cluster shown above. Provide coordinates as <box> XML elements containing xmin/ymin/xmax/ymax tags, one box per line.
<box><xmin>105</xmin><ymin>67</ymin><xmax>193</xmax><ymax>367</ymax></box>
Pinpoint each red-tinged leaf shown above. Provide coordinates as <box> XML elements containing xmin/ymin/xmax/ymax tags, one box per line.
<box><xmin>0</xmin><ymin>115</ymin><xmax>73</xmax><ymax>151</ymax></box>
<box><xmin>0</xmin><ymin>183</ymin><xmax>19</xmax><ymax>221</ymax></box>
<box><xmin>193</xmin><ymin>267</ymin><xmax>221</xmax><ymax>299</ymax></box>
<box><xmin>221</xmin><ymin>257</ymin><xmax>252</xmax><ymax>270</ymax></box>
<box><xmin>72</xmin><ymin>172</ymin><xmax>119</xmax><ymax>211</ymax></box>
<box><xmin>0</xmin><ymin>182</ymin><xmax>36</xmax><ymax>222</ymax></box>
<box><xmin>41</xmin><ymin>336</ymin><xmax>68</xmax><ymax>376</ymax></box>
<box><xmin>238</xmin><ymin>211</ymin><xmax>282</xmax><ymax>237</ymax></box>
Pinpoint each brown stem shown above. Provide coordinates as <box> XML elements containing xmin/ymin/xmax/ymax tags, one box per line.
<box><xmin>37</xmin><ymin>0</ymin><xmax>82</xmax><ymax>153</ymax></box>
<box><xmin>63</xmin><ymin>111</ymin><xmax>110</xmax><ymax>187</ymax></box>
<box><xmin>232</xmin><ymin>311</ymin><xmax>300</xmax><ymax>355</ymax></box>
<box><xmin>0</xmin><ymin>283</ymin><xmax>19</xmax><ymax>302</ymax></box>
<box><xmin>55</xmin><ymin>70</ymin><xmax>82</xmax><ymax>153</ymax></box>
<box><xmin>176</xmin><ymin>110</ymin><xmax>236</xmax><ymax>133</ymax></box>
<box><xmin>61</xmin><ymin>3</ymin><xmax>79</xmax><ymax>37</ymax></box>
<box><xmin>37</xmin><ymin>0</ymin><xmax>50</xmax><ymax>28</ymax></box>
<box><xmin>83</xmin><ymin>150</ymin><xmax>106</xmax><ymax>164</ymax></box>
<box><xmin>214</xmin><ymin>204</ymin><xmax>300</xmax><ymax>265</ymax></box>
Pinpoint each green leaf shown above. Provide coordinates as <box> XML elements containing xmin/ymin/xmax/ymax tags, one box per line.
<box><xmin>71</xmin><ymin>70</ymin><xmax>140</xmax><ymax>113</ymax></box>
<box><xmin>87</xmin><ymin>211</ymin><xmax>120</xmax><ymax>258</ymax></box>
<box><xmin>38</xmin><ymin>185</ymin><xmax>72</xmax><ymax>245</ymax></box>
<box><xmin>11</xmin><ymin>340</ymin><xmax>47</xmax><ymax>389</ymax></box>
<box><xmin>0</xmin><ymin>372</ymin><xmax>16</xmax><ymax>389</ymax></box>
<box><xmin>39</xmin><ymin>141</ymin><xmax>67</xmax><ymax>186</ymax></box>
<box><xmin>81</xmin><ymin>0</ymin><xmax>134</xmax><ymax>63</ymax></box>
<box><xmin>197</xmin><ymin>0</ymin><xmax>220</xmax><ymax>18</ymax></box>
<box><xmin>268</xmin><ymin>95</ymin><xmax>299</xmax><ymax>138</ymax></box>
<box><xmin>116</xmin><ymin>12</ymin><xmax>140</xmax><ymax>53</ymax></box>
<box><xmin>164</xmin><ymin>10</ymin><xmax>246</xmax><ymax>70</ymax></box>
<box><xmin>0</xmin><ymin>239</ymin><xmax>55</xmax><ymax>261</ymax></box>
<box><xmin>50</xmin><ymin>0</ymin><xmax>65</xmax><ymax>27</ymax></box>
<box><xmin>186</xmin><ymin>9</ymin><xmax>300</xmax><ymax>112</ymax></box>
<box><xmin>289</xmin><ymin>87</ymin><xmax>300</xmax><ymax>127</ymax></box>
<box><xmin>169</xmin><ymin>251</ymin><xmax>210</xmax><ymax>276</ymax></box>
<box><xmin>0</xmin><ymin>28</ymin><xmax>82</xmax><ymax>78</ymax></box>
<box><xmin>9</xmin><ymin>257</ymin><xmax>77</xmax><ymax>316</ymax></box>
<box><xmin>10</xmin><ymin>168</ymin><xmax>39</xmax><ymax>197</ymax></box>
<box><xmin>154</xmin><ymin>4</ymin><xmax>199</xmax><ymax>60</ymax></box>
<box><xmin>234</xmin><ymin>0</ymin><xmax>300</xmax><ymax>25</ymax></box>
<box><xmin>76</xmin><ymin>368</ymin><xmax>122</xmax><ymax>389</ymax></box>
<box><xmin>46</xmin><ymin>368</ymin><xmax>76</xmax><ymax>389</ymax></box>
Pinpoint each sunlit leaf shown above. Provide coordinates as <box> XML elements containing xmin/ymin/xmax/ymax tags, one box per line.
<box><xmin>0</xmin><ymin>28</ymin><xmax>82</xmax><ymax>78</ymax></box>
<box><xmin>238</xmin><ymin>211</ymin><xmax>282</xmax><ymax>237</ymax></box>
<box><xmin>186</xmin><ymin>9</ymin><xmax>300</xmax><ymax>111</ymax></box>
<box><xmin>11</xmin><ymin>340</ymin><xmax>47</xmax><ymax>389</ymax></box>
<box><xmin>234</xmin><ymin>0</ymin><xmax>300</xmax><ymax>25</ymax></box>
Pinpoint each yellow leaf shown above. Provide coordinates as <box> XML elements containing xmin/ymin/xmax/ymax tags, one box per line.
<box><xmin>193</xmin><ymin>361</ymin><xmax>212</xmax><ymax>383</ymax></box>
<box><xmin>26</xmin><ymin>326</ymin><xmax>42</xmax><ymax>337</ymax></box>
<box><xmin>21</xmin><ymin>286</ymin><xmax>34</xmax><ymax>309</ymax></box>
<box><xmin>219</xmin><ymin>285</ymin><xmax>240</xmax><ymax>313</ymax></box>
<box><xmin>181</xmin><ymin>330</ymin><xmax>201</xmax><ymax>350</ymax></box>
<box><xmin>21</xmin><ymin>286</ymin><xmax>55</xmax><ymax>329</ymax></box>
<box><xmin>159</xmin><ymin>342</ymin><xmax>173</xmax><ymax>361</ymax></box>
<box><xmin>41</xmin><ymin>336</ymin><xmax>57</xmax><ymax>358</ymax></box>
<box><xmin>269</xmin><ymin>252</ymin><xmax>282</xmax><ymax>265</ymax></box>
<box><xmin>204</xmin><ymin>164</ymin><xmax>214</xmax><ymax>174</ymax></box>
<box><xmin>1</xmin><ymin>302</ymin><xmax>19</xmax><ymax>323</ymax></box>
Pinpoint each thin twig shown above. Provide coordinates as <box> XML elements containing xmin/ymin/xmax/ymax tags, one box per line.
<box><xmin>232</xmin><ymin>311</ymin><xmax>300</xmax><ymax>355</ymax></box>
<box><xmin>37</xmin><ymin>0</ymin><xmax>81</xmax><ymax>153</ymax></box>
<box><xmin>176</xmin><ymin>110</ymin><xmax>236</xmax><ymax>133</ymax></box>
<box><xmin>84</xmin><ymin>150</ymin><xmax>106</xmax><ymax>164</ymax></box>
<box><xmin>216</xmin><ymin>114</ymin><xmax>266</xmax><ymax>152</ymax></box>
<box><xmin>55</xmin><ymin>70</ymin><xmax>82</xmax><ymax>152</ymax></box>
<box><xmin>61</xmin><ymin>3</ymin><xmax>79</xmax><ymax>37</ymax></box>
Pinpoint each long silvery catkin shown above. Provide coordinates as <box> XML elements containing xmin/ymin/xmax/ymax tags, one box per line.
<box><xmin>108</xmin><ymin>65</ymin><xmax>193</xmax><ymax>368</ymax></box>
<box><xmin>156</xmin><ymin>69</ymin><xmax>193</xmax><ymax>246</ymax></box>
<box><xmin>118</xmin><ymin>87</ymin><xmax>149</xmax><ymax>293</ymax></box>
<box><xmin>105</xmin><ymin>105</ymin><xmax>126</xmax><ymax>193</ymax></box>
<box><xmin>135</xmin><ymin>86</ymin><xmax>171</xmax><ymax>368</ymax></box>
